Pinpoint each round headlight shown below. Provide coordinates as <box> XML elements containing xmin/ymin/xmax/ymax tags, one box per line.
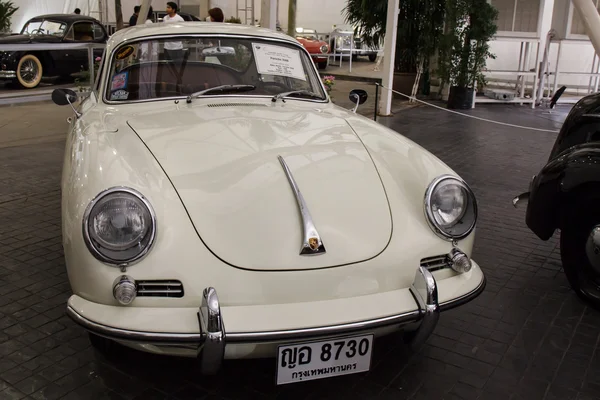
<box><xmin>83</xmin><ymin>187</ymin><xmax>156</xmax><ymax>265</ymax></box>
<box><xmin>424</xmin><ymin>175</ymin><xmax>477</xmax><ymax>241</ymax></box>
<box><xmin>320</xmin><ymin>44</ymin><xmax>328</xmax><ymax>54</ymax></box>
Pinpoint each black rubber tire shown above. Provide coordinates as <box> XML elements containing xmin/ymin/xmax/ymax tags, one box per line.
<box><xmin>560</xmin><ymin>192</ymin><xmax>600</xmax><ymax>309</ymax></box>
<box><xmin>318</xmin><ymin>61</ymin><xmax>328</xmax><ymax>70</ymax></box>
<box><xmin>368</xmin><ymin>54</ymin><xmax>377</xmax><ymax>62</ymax></box>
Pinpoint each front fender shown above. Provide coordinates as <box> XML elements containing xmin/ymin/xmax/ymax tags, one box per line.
<box><xmin>526</xmin><ymin>145</ymin><xmax>600</xmax><ymax>240</ymax></box>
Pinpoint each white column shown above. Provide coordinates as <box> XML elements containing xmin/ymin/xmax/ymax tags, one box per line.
<box><xmin>536</xmin><ymin>0</ymin><xmax>555</xmax><ymax>68</ymax></box>
<box><xmin>261</xmin><ymin>0</ymin><xmax>277</xmax><ymax>30</ymax></box>
<box><xmin>572</xmin><ymin>0</ymin><xmax>600</xmax><ymax>57</ymax></box>
<box><xmin>137</xmin><ymin>0</ymin><xmax>153</xmax><ymax>25</ymax></box>
<box><xmin>378</xmin><ymin>0</ymin><xmax>399</xmax><ymax>116</ymax></box>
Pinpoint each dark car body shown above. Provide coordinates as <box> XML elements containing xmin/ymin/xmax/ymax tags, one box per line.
<box><xmin>0</xmin><ymin>14</ymin><xmax>108</xmax><ymax>88</ymax></box>
<box><xmin>518</xmin><ymin>94</ymin><xmax>600</xmax><ymax>241</ymax></box>
<box><xmin>513</xmin><ymin>93</ymin><xmax>600</xmax><ymax>307</ymax></box>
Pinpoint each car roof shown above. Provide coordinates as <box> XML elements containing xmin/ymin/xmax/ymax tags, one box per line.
<box><xmin>107</xmin><ymin>22</ymin><xmax>298</xmax><ymax>47</ymax></box>
<box><xmin>26</xmin><ymin>14</ymin><xmax>100</xmax><ymax>23</ymax></box>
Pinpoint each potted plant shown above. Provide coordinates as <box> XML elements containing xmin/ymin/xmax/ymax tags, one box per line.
<box><xmin>343</xmin><ymin>0</ymin><xmax>445</xmax><ymax>102</ymax></box>
<box><xmin>437</xmin><ymin>0</ymin><xmax>498</xmax><ymax>109</ymax></box>
<box><xmin>0</xmin><ymin>0</ymin><xmax>18</xmax><ymax>34</ymax></box>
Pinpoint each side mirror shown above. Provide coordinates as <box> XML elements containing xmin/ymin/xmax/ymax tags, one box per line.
<box><xmin>52</xmin><ymin>88</ymin><xmax>81</xmax><ymax>118</ymax></box>
<box><xmin>52</xmin><ymin>88</ymin><xmax>77</xmax><ymax>106</ymax></box>
<box><xmin>349</xmin><ymin>89</ymin><xmax>368</xmax><ymax>113</ymax></box>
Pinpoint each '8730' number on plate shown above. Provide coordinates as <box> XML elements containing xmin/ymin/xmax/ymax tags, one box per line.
<box><xmin>276</xmin><ymin>334</ymin><xmax>373</xmax><ymax>385</ymax></box>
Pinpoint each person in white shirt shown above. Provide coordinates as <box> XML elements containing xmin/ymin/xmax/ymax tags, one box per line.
<box><xmin>163</xmin><ymin>2</ymin><xmax>185</xmax><ymax>62</ymax></box>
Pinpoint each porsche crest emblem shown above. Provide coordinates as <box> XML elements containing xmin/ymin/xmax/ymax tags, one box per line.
<box><xmin>308</xmin><ymin>237</ymin><xmax>319</xmax><ymax>251</ymax></box>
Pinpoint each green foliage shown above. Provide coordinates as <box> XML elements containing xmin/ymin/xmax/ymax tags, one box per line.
<box><xmin>342</xmin><ymin>0</ymin><xmax>445</xmax><ymax>74</ymax></box>
<box><xmin>225</xmin><ymin>16</ymin><xmax>242</xmax><ymax>23</ymax></box>
<box><xmin>342</xmin><ymin>0</ymin><xmax>388</xmax><ymax>49</ymax></box>
<box><xmin>436</xmin><ymin>0</ymin><xmax>499</xmax><ymax>88</ymax></box>
<box><xmin>395</xmin><ymin>0</ymin><xmax>445</xmax><ymax>73</ymax></box>
<box><xmin>0</xmin><ymin>0</ymin><xmax>18</xmax><ymax>33</ymax></box>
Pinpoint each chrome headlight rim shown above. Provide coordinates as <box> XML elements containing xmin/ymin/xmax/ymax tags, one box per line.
<box><xmin>320</xmin><ymin>44</ymin><xmax>329</xmax><ymax>54</ymax></box>
<box><xmin>82</xmin><ymin>186</ymin><xmax>157</xmax><ymax>266</ymax></box>
<box><xmin>424</xmin><ymin>174</ymin><xmax>477</xmax><ymax>241</ymax></box>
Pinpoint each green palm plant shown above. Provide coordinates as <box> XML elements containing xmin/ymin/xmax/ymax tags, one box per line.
<box><xmin>0</xmin><ymin>0</ymin><xmax>18</xmax><ymax>33</ymax></box>
<box><xmin>343</xmin><ymin>0</ymin><xmax>445</xmax><ymax>98</ymax></box>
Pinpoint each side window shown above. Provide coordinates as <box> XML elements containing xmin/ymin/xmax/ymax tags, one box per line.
<box><xmin>92</xmin><ymin>23</ymin><xmax>105</xmax><ymax>41</ymax></box>
<box><xmin>72</xmin><ymin>22</ymin><xmax>94</xmax><ymax>41</ymax></box>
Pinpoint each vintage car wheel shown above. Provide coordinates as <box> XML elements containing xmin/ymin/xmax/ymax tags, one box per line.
<box><xmin>368</xmin><ymin>54</ymin><xmax>377</xmax><ymax>62</ymax></box>
<box><xmin>16</xmin><ymin>54</ymin><xmax>43</xmax><ymax>89</ymax></box>
<box><xmin>318</xmin><ymin>61</ymin><xmax>328</xmax><ymax>70</ymax></box>
<box><xmin>560</xmin><ymin>193</ymin><xmax>600</xmax><ymax>309</ymax></box>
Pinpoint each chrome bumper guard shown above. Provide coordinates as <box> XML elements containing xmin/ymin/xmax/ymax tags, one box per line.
<box><xmin>67</xmin><ymin>266</ymin><xmax>486</xmax><ymax>375</ymax></box>
<box><xmin>0</xmin><ymin>70</ymin><xmax>16</xmax><ymax>79</ymax></box>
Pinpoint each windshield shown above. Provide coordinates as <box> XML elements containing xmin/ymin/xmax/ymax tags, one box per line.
<box><xmin>104</xmin><ymin>36</ymin><xmax>327</xmax><ymax>103</ymax></box>
<box><xmin>21</xmin><ymin>20</ymin><xmax>67</xmax><ymax>36</ymax></box>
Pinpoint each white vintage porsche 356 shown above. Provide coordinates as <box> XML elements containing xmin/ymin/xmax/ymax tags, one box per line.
<box><xmin>53</xmin><ymin>22</ymin><xmax>485</xmax><ymax>385</ymax></box>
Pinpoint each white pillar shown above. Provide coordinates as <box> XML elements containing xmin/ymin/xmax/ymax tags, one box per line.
<box><xmin>261</xmin><ymin>0</ymin><xmax>277</xmax><ymax>30</ymax></box>
<box><xmin>572</xmin><ymin>0</ymin><xmax>600</xmax><ymax>57</ymax></box>
<box><xmin>378</xmin><ymin>0</ymin><xmax>399</xmax><ymax>117</ymax></box>
<box><xmin>137</xmin><ymin>0</ymin><xmax>153</xmax><ymax>25</ymax></box>
<box><xmin>536</xmin><ymin>0</ymin><xmax>555</xmax><ymax>68</ymax></box>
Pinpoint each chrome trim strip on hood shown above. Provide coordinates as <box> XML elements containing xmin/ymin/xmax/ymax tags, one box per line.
<box><xmin>277</xmin><ymin>155</ymin><xmax>326</xmax><ymax>255</ymax></box>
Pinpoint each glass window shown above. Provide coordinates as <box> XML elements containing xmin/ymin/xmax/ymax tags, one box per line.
<box><xmin>20</xmin><ymin>20</ymin><xmax>67</xmax><ymax>36</ymax></box>
<box><xmin>67</xmin><ymin>22</ymin><xmax>95</xmax><ymax>41</ymax></box>
<box><xmin>104</xmin><ymin>36</ymin><xmax>326</xmax><ymax>103</ymax></box>
<box><xmin>490</xmin><ymin>0</ymin><xmax>540</xmax><ymax>33</ymax></box>
<box><xmin>92</xmin><ymin>23</ymin><xmax>105</xmax><ymax>41</ymax></box>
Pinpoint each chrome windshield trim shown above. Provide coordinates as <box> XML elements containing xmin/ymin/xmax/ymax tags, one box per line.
<box><xmin>101</xmin><ymin>33</ymin><xmax>329</xmax><ymax>105</ymax></box>
<box><xmin>277</xmin><ymin>155</ymin><xmax>326</xmax><ymax>255</ymax></box>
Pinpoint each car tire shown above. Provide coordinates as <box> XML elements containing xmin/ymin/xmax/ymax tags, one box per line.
<box><xmin>318</xmin><ymin>61</ymin><xmax>328</xmax><ymax>70</ymax></box>
<box><xmin>560</xmin><ymin>191</ymin><xmax>600</xmax><ymax>309</ymax></box>
<box><xmin>88</xmin><ymin>332</ymin><xmax>118</xmax><ymax>356</ymax></box>
<box><xmin>16</xmin><ymin>54</ymin><xmax>43</xmax><ymax>89</ymax></box>
<box><xmin>368</xmin><ymin>54</ymin><xmax>377</xmax><ymax>62</ymax></box>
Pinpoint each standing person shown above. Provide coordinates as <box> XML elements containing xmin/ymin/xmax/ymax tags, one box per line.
<box><xmin>208</xmin><ymin>7</ymin><xmax>224</xmax><ymax>22</ymax></box>
<box><xmin>129</xmin><ymin>6</ymin><xmax>141</xmax><ymax>26</ymax></box>
<box><xmin>163</xmin><ymin>2</ymin><xmax>185</xmax><ymax>62</ymax></box>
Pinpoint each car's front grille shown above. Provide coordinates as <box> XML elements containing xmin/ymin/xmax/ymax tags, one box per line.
<box><xmin>136</xmin><ymin>280</ymin><xmax>184</xmax><ymax>298</ymax></box>
<box><xmin>420</xmin><ymin>255</ymin><xmax>452</xmax><ymax>272</ymax></box>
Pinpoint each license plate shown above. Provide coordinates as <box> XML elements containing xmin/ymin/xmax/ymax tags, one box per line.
<box><xmin>276</xmin><ymin>333</ymin><xmax>374</xmax><ymax>385</ymax></box>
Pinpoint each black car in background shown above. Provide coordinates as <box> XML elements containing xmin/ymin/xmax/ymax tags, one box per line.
<box><xmin>513</xmin><ymin>93</ymin><xmax>600</xmax><ymax>308</ymax></box>
<box><xmin>0</xmin><ymin>14</ymin><xmax>108</xmax><ymax>88</ymax></box>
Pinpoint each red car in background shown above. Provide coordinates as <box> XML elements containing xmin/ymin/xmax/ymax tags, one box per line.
<box><xmin>295</xmin><ymin>28</ymin><xmax>330</xmax><ymax>70</ymax></box>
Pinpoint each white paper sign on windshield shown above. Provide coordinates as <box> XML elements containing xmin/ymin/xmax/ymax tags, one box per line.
<box><xmin>252</xmin><ymin>43</ymin><xmax>306</xmax><ymax>81</ymax></box>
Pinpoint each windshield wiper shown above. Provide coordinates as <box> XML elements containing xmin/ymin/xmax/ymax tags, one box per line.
<box><xmin>271</xmin><ymin>90</ymin><xmax>323</xmax><ymax>103</ymax></box>
<box><xmin>186</xmin><ymin>84</ymin><xmax>256</xmax><ymax>103</ymax></box>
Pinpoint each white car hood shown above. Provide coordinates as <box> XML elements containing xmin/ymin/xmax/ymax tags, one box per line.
<box><xmin>127</xmin><ymin>103</ymin><xmax>392</xmax><ymax>271</ymax></box>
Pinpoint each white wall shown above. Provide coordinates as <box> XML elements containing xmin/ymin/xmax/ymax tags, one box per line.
<box><xmin>221</xmin><ymin>0</ymin><xmax>348</xmax><ymax>32</ymax></box>
<box><xmin>12</xmin><ymin>0</ymin><xmax>64</xmax><ymax>33</ymax></box>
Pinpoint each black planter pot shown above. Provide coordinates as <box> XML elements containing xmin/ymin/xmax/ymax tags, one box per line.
<box><xmin>447</xmin><ymin>86</ymin><xmax>475</xmax><ymax>109</ymax></box>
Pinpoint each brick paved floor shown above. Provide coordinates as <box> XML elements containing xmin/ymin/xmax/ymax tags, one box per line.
<box><xmin>1</xmin><ymin>100</ymin><xmax>599</xmax><ymax>400</ymax></box>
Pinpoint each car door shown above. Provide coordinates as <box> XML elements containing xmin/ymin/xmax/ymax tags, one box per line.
<box><xmin>61</xmin><ymin>21</ymin><xmax>96</xmax><ymax>76</ymax></box>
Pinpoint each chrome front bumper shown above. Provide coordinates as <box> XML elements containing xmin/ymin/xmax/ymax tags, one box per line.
<box><xmin>66</xmin><ymin>266</ymin><xmax>484</xmax><ymax>374</ymax></box>
<box><xmin>0</xmin><ymin>70</ymin><xmax>16</xmax><ymax>79</ymax></box>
